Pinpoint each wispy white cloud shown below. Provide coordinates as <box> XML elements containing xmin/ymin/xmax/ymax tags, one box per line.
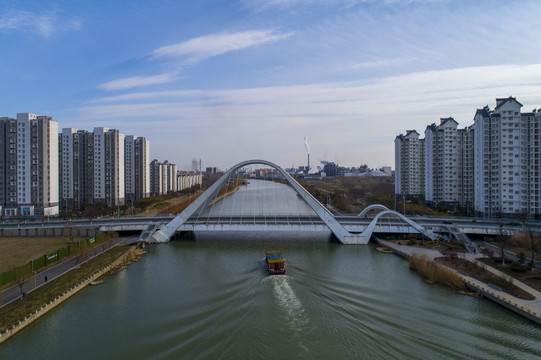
<box><xmin>0</xmin><ymin>10</ymin><xmax>82</xmax><ymax>38</ymax></box>
<box><xmin>80</xmin><ymin>63</ymin><xmax>541</xmax><ymax>167</ymax></box>
<box><xmin>153</xmin><ymin>29</ymin><xmax>293</xmax><ymax>63</ymax></box>
<box><xmin>92</xmin><ymin>90</ymin><xmax>207</xmax><ymax>103</ymax></box>
<box><xmin>99</xmin><ymin>29</ymin><xmax>292</xmax><ymax>91</ymax></box>
<box><xmin>98</xmin><ymin>72</ymin><xmax>179</xmax><ymax>91</ymax></box>
<box><xmin>243</xmin><ymin>0</ymin><xmax>437</xmax><ymax>10</ymax></box>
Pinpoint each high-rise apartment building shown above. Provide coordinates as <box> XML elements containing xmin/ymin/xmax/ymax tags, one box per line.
<box><xmin>125</xmin><ymin>136</ymin><xmax>150</xmax><ymax>202</ymax></box>
<box><xmin>424</xmin><ymin>117</ymin><xmax>462</xmax><ymax>206</ymax></box>
<box><xmin>178</xmin><ymin>172</ymin><xmax>203</xmax><ymax>191</ymax></box>
<box><xmin>395</xmin><ymin>130</ymin><xmax>425</xmax><ymax>197</ymax></box>
<box><xmin>473</xmin><ymin>97</ymin><xmax>541</xmax><ymax>218</ymax></box>
<box><xmin>523</xmin><ymin>108</ymin><xmax>541</xmax><ymax>217</ymax></box>
<box><xmin>60</xmin><ymin>128</ymin><xmax>150</xmax><ymax>209</ymax></box>
<box><xmin>92</xmin><ymin>127</ymin><xmax>125</xmax><ymax>206</ymax></box>
<box><xmin>0</xmin><ymin>113</ymin><xmax>58</xmax><ymax>217</ymax></box>
<box><xmin>474</xmin><ymin>98</ymin><xmax>524</xmax><ymax>217</ymax></box>
<box><xmin>457</xmin><ymin>125</ymin><xmax>474</xmax><ymax>208</ymax></box>
<box><xmin>150</xmin><ymin>159</ymin><xmax>179</xmax><ymax>196</ymax></box>
<box><xmin>398</xmin><ymin>96</ymin><xmax>541</xmax><ymax>218</ymax></box>
<box><xmin>424</xmin><ymin>118</ymin><xmax>474</xmax><ymax>207</ymax></box>
<box><xmin>150</xmin><ymin>159</ymin><xmax>165</xmax><ymax>196</ymax></box>
<box><xmin>59</xmin><ymin>129</ymin><xmax>94</xmax><ymax>210</ymax></box>
<box><xmin>164</xmin><ymin>160</ymin><xmax>177</xmax><ymax>193</ymax></box>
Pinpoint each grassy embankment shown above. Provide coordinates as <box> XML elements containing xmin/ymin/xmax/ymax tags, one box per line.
<box><xmin>135</xmin><ymin>178</ymin><xmax>245</xmax><ymax>215</ymax></box>
<box><xmin>134</xmin><ymin>187</ymin><xmax>203</xmax><ymax>216</ymax></box>
<box><xmin>0</xmin><ymin>246</ymin><xmax>130</xmax><ymax>334</ymax></box>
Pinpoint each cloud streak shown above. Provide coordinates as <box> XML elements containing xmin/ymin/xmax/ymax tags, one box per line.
<box><xmin>99</xmin><ymin>29</ymin><xmax>292</xmax><ymax>91</ymax></box>
<box><xmin>98</xmin><ymin>72</ymin><xmax>180</xmax><ymax>91</ymax></box>
<box><xmin>153</xmin><ymin>29</ymin><xmax>293</xmax><ymax>63</ymax></box>
<box><xmin>0</xmin><ymin>9</ymin><xmax>82</xmax><ymax>37</ymax></box>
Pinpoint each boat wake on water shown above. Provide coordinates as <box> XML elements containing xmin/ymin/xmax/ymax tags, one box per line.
<box><xmin>262</xmin><ymin>275</ymin><xmax>310</xmax><ymax>352</ymax></box>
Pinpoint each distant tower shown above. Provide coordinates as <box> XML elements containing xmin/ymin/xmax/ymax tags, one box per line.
<box><xmin>307</xmin><ymin>153</ymin><xmax>310</xmax><ymax>172</ymax></box>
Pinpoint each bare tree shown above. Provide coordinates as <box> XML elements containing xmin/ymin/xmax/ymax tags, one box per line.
<box><xmin>527</xmin><ymin>232</ymin><xmax>541</xmax><ymax>271</ymax></box>
<box><xmin>496</xmin><ymin>224</ymin><xmax>511</xmax><ymax>265</ymax></box>
<box><xmin>103</xmin><ymin>231</ymin><xmax>118</xmax><ymax>250</ymax></box>
<box><xmin>64</xmin><ymin>221</ymin><xmax>77</xmax><ymax>243</ymax></box>
<box><xmin>14</xmin><ymin>268</ymin><xmax>30</xmax><ymax>298</ymax></box>
<box><xmin>520</xmin><ymin>216</ymin><xmax>541</xmax><ymax>271</ymax></box>
<box><xmin>495</xmin><ymin>210</ymin><xmax>510</xmax><ymax>265</ymax></box>
<box><xmin>75</xmin><ymin>241</ymin><xmax>90</xmax><ymax>265</ymax></box>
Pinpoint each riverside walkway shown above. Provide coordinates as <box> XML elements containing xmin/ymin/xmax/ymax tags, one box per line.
<box><xmin>377</xmin><ymin>239</ymin><xmax>541</xmax><ymax>325</ymax></box>
<box><xmin>0</xmin><ymin>235</ymin><xmax>136</xmax><ymax>307</ymax></box>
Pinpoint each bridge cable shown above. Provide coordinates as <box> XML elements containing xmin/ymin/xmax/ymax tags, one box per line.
<box><xmin>272</xmin><ymin>172</ymin><xmax>279</xmax><ymax>224</ymax></box>
<box><xmin>260</xmin><ymin>173</ymin><xmax>264</xmax><ymax>224</ymax></box>
<box><xmin>284</xmin><ymin>179</ymin><xmax>292</xmax><ymax>225</ymax></box>
<box><xmin>239</xmin><ymin>170</ymin><xmax>246</xmax><ymax>224</ymax></box>
<box><xmin>228</xmin><ymin>174</ymin><xmax>238</xmax><ymax>225</ymax></box>
<box><xmin>205</xmin><ymin>177</ymin><xmax>223</xmax><ymax>224</ymax></box>
<box><xmin>292</xmin><ymin>182</ymin><xmax>304</xmax><ymax>226</ymax></box>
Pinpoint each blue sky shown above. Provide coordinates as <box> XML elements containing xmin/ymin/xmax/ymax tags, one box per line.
<box><xmin>2</xmin><ymin>0</ymin><xmax>541</xmax><ymax>170</ymax></box>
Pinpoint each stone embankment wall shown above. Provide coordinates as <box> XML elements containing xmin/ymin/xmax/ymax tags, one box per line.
<box><xmin>463</xmin><ymin>278</ymin><xmax>541</xmax><ymax>325</ymax></box>
<box><xmin>0</xmin><ymin>247</ymin><xmax>134</xmax><ymax>344</ymax></box>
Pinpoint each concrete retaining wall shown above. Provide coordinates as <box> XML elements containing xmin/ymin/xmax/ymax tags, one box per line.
<box><xmin>463</xmin><ymin>278</ymin><xmax>541</xmax><ymax>325</ymax></box>
<box><xmin>0</xmin><ymin>227</ymin><xmax>98</xmax><ymax>238</ymax></box>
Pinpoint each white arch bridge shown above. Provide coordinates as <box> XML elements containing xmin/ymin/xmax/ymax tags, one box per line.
<box><xmin>150</xmin><ymin>160</ymin><xmax>437</xmax><ymax>244</ymax></box>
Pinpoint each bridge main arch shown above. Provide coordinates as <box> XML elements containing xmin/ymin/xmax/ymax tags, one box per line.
<box><xmin>358</xmin><ymin>204</ymin><xmax>390</xmax><ymax>217</ymax></box>
<box><xmin>151</xmin><ymin>159</ymin><xmax>369</xmax><ymax>244</ymax></box>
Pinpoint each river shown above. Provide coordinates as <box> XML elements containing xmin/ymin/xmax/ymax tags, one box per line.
<box><xmin>1</xmin><ymin>180</ymin><xmax>540</xmax><ymax>359</ymax></box>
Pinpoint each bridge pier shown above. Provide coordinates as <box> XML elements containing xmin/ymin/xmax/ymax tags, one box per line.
<box><xmin>340</xmin><ymin>234</ymin><xmax>371</xmax><ymax>244</ymax></box>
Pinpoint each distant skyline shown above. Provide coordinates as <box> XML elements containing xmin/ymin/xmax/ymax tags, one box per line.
<box><xmin>2</xmin><ymin>0</ymin><xmax>541</xmax><ymax>170</ymax></box>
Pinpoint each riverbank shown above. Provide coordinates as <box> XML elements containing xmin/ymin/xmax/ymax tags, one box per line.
<box><xmin>375</xmin><ymin>238</ymin><xmax>541</xmax><ymax>325</ymax></box>
<box><xmin>0</xmin><ymin>245</ymin><xmax>140</xmax><ymax>343</ymax></box>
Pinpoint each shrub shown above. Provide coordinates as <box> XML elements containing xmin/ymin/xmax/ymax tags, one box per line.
<box><xmin>518</xmin><ymin>252</ymin><xmax>526</xmax><ymax>264</ymax></box>
<box><xmin>409</xmin><ymin>254</ymin><xmax>465</xmax><ymax>290</ymax></box>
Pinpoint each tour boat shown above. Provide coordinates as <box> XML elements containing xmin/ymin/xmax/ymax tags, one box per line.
<box><xmin>265</xmin><ymin>251</ymin><xmax>286</xmax><ymax>275</ymax></box>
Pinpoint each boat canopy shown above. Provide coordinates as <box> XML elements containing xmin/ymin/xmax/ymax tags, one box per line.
<box><xmin>266</xmin><ymin>252</ymin><xmax>284</xmax><ymax>263</ymax></box>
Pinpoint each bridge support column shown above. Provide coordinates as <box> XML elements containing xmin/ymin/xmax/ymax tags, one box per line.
<box><xmin>340</xmin><ymin>234</ymin><xmax>371</xmax><ymax>244</ymax></box>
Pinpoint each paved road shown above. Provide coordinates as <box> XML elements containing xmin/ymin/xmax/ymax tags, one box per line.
<box><xmin>0</xmin><ymin>235</ymin><xmax>137</xmax><ymax>307</ymax></box>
